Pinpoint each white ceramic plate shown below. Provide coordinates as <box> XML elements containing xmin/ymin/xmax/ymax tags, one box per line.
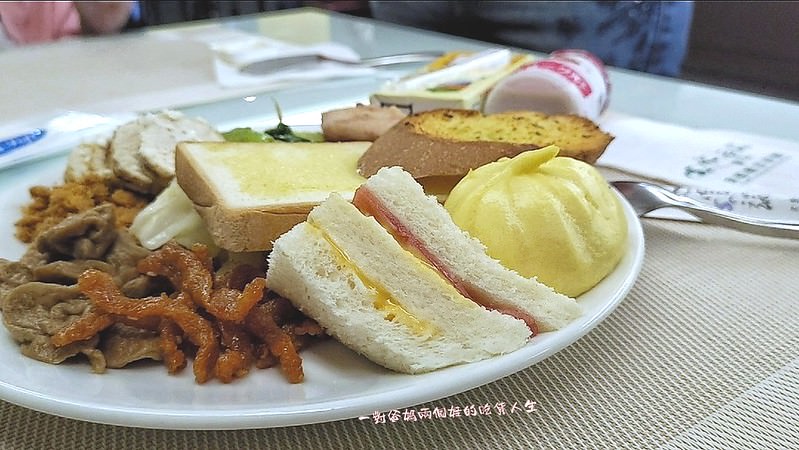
<box><xmin>0</xmin><ymin>152</ymin><xmax>644</xmax><ymax>430</ymax></box>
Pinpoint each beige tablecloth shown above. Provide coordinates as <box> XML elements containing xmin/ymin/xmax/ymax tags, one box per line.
<box><xmin>1</xmin><ymin>186</ymin><xmax>797</xmax><ymax>449</ymax></box>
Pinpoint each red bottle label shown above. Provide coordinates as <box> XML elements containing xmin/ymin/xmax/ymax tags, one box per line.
<box><xmin>533</xmin><ymin>60</ymin><xmax>592</xmax><ymax>97</ymax></box>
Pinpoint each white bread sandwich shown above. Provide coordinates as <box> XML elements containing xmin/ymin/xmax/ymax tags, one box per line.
<box><xmin>266</xmin><ymin>167</ymin><xmax>581</xmax><ymax>374</ymax></box>
<box><xmin>175</xmin><ymin>141</ymin><xmax>371</xmax><ymax>252</ymax></box>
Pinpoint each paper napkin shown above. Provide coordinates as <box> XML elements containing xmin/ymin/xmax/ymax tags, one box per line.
<box><xmin>150</xmin><ymin>26</ymin><xmax>376</xmax><ymax>89</ymax></box>
<box><xmin>598</xmin><ymin>113</ymin><xmax>799</xmax><ymax>221</ymax></box>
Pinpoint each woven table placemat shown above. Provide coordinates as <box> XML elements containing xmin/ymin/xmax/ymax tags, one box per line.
<box><xmin>1</xmin><ymin>219</ymin><xmax>797</xmax><ymax>450</ymax></box>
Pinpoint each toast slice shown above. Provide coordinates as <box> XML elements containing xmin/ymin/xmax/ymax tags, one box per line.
<box><xmin>357</xmin><ymin>109</ymin><xmax>613</xmax><ymax>179</ymax></box>
<box><xmin>175</xmin><ymin>141</ymin><xmax>371</xmax><ymax>252</ymax></box>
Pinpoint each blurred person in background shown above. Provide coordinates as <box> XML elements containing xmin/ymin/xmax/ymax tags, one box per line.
<box><xmin>0</xmin><ymin>1</ymin><xmax>137</xmax><ymax>47</ymax></box>
<box><xmin>369</xmin><ymin>1</ymin><xmax>694</xmax><ymax>77</ymax></box>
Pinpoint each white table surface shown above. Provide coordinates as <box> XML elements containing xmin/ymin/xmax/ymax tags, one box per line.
<box><xmin>3</xmin><ymin>8</ymin><xmax>797</xmax><ymax>142</ymax></box>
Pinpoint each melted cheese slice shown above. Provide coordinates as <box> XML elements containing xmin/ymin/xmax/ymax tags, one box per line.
<box><xmin>308</xmin><ymin>223</ymin><xmax>437</xmax><ymax>337</ymax></box>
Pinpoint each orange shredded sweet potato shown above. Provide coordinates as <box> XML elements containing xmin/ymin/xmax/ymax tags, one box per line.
<box><xmin>137</xmin><ymin>243</ymin><xmax>265</xmax><ymax>322</ymax></box>
<box><xmin>191</xmin><ymin>243</ymin><xmax>214</xmax><ymax>274</ymax></box>
<box><xmin>158</xmin><ymin>320</ymin><xmax>187</xmax><ymax>374</ymax></box>
<box><xmin>293</xmin><ymin>320</ymin><xmax>324</xmax><ymax>337</ymax></box>
<box><xmin>208</xmin><ymin>279</ymin><xmax>266</xmax><ymax>323</ymax></box>
<box><xmin>245</xmin><ymin>302</ymin><xmax>304</xmax><ymax>384</ymax></box>
<box><xmin>137</xmin><ymin>243</ymin><xmax>213</xmax><ymax>307</ymax></box>
<box><xmin>77</xmin><ymin>270</ymin><xmax>220</xmax><ymax>384</ymax></box>
<box><xmin>218</xmin><ymin>264</ymin><xmax>263</xmax><ymax>291</ymax></box>
<box><xmin>253</xmin><ymin>344</ymin><xmax>278</xmax><ymax>370</ymax></box>
<box><xmin>53</xmin><ymin>310</ymin><xmax>160</xmax><ymax>347</ymax></box>
<box><xmin>51</xmin><ymin>242</ymin><xmax>322</xmax><ymax>384</ymax></box>
<box><xmin>215</xmin><ymin>321</ymin><xmax>255</xmax><ymax>383</ymax></box>
<box><xmin>51</xmin><ymin>310</ymin><xmax>115</xmax><ymax>347</ymax></box>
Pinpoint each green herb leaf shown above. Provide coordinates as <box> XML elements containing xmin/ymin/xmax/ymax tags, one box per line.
<box><xmin>264</xmin><ymin>122</ymin><xmax>309</xmax><ymax>142</ymax></box>
<box><xmin>224</xmin><ymin>99</ymin><xmax>324</xmax><ymax>144</ymax></box>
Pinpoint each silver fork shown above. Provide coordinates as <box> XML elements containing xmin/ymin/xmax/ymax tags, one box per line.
<box><xmin>239</xmin><ymin>51</ymin><xmax>443</xmax><ymax>75</ymax></box>
<box><xmin>611</xmin><ymin>181</ymin><xmax>799</xmax><ymax>239</ymax></box>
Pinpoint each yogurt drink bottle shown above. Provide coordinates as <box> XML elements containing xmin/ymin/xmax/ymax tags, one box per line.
<box><xmin>483</xmin><ymin>49</ymin><xmax>610</xmax><ymax>120</ymax></box>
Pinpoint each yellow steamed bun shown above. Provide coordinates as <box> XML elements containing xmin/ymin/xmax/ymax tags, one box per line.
<box><xmin>444</xmin><ymin>145</ymin><xmax>627</xmax><ymax>297</ymax></box>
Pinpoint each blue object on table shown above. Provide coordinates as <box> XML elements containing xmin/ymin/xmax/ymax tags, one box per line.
<box><xmin>0</xmin><ymin>128</ymin><xmax>47</xmax><ymax>156</ymax></box>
